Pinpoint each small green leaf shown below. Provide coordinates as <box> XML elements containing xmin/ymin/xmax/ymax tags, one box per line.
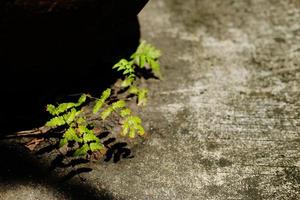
<box><xmin>112</xmin><ymin>100</ymin><xmax>126</xmax><ymax>110</ymax></box>
<box><xmin>73</xmin><ymin>144</ymin><xmax>90</xmax><ymax>156</ymax></box>
<box><xmin>137</xmin><ymin>88</ymin><xmax>148</xmax><ymax>106</ymax></box>
<box><xmin>46</xmin><ymin>103</ymin><xmax>76</xmax><ymax>116</ymax></box>
<box><xmin>93</xmin><ymin>89</ymin><xmax>111</xmax><ymax>114</ymax></box>
<box><xmin>77</xmin><ymin>117</ymin><xmax>86</xmax><ymax>125</ymax></box>
<box><xmin>127</xmin><ymin>116</ymin><xmax>142</xmax><ymax>125</ymax></box>
<box><xmin>129</xmin><ymin>86</ymin><xmax>139</xmax><ymax>95</ymax></box>
<box><xmin>83</xmin><ymin>132</ymin><xmax>100</xmax><ymax>143</ymax></box>
<box><xmin>128</xmin><ymin>128</ymin><xmax>135</xmax><ymax>139</ymax></box>
<box><xmin>101</xmin><ymin>107</ymin><xmax>113</xmax><ymax>120</ymax></box>
<box><xmin>113</xmin><ymin>59</ymin><xmax>134</xmax><ymax>75</ymax></box>
<box><xmin>46</xmin><ymin>104</ymin><xmax>56</xmax><ymax>115</ymax></box>
<box><xmin>64</xmin><ymin>127</ymin><xmax>82</xmax><ymax>143</ymax></box>
<box><xmin>64</xmin><ymin>108</ymin><xmax>80</xmax><ymax>124</ymax></box>
<box><xmin>90</xmin><ymin>142</ymin><xmax>104</xmax><ymax>152</ymax></box>
<box><xmin>59</xmin><ymin>138</ymin><xmax>68</xmax><ymax>147</ymax></box>
<box><xmin>45</xmin><ymin>116</ymin><xmax>66</xmax><ymax>127</ymax></box>
<box><xmin>101</xmin><ymin>88</ymin><xmax>111</xmax><ymax>101</ymax></box>
<box><xmin>57</xmin><ymin>103</ymin><xmax>76</xmax><ymax>114</ymax></box>
<box><xmin>121</xmin><ymin>75</ymin><xmax>135</xmax><ymax>88</ymax></box>
<box><xmin>121</xmin><ymin>123</ymin><xmax>129</xmax><ymax>136</ymax></box>
<box><xmin>93</xmin><ymin>100</ymin><xmax>104</xmax><ymax>114</ymax></box>
<box><xmin>136</xmin><ymin>124</ymin><xmax>145</xmax><ymax>136</ymax></box>
<box><xmin>120</xmin><ymin>108</ymin><xmax>131</xmax><ymax>117</ymax></box>
<box><xmin>76</xmin><ymin>94</ymin><xmax>87</xmax><ymax>106</ymax></box>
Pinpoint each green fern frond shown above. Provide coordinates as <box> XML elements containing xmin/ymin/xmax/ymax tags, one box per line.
<box><xmin>121</xmin><ymin>74</ymin><xmax>135</xmax><ymax>88</ymax></box>
<box><xmin>113</xmin><ymin>59</ymin><xmax>135</xmax><ymax>75</ymax></box>
<box><xmin>90</xmin><ymin>142</ymin><xmax>104</xmax><ymax>152</ymax></box>
<box><xmin>100</xmin><ymin>88</ymin><xmax>111</xmax><ymax>101</ymax></box>
<box><xmin>46</xmin><ymin>116</ymin><xmax>66</xmax><ymax>127</ymax></box>
<box><xmin>45</xmin><ymin>108</ymin><xmax>80</xmax><ymax>127</ymax></box>
<box><xmin>132</xmin><ymin>40</ymin><xmax>161</xmax><ymax>60</ymax></box>
<box><xmin>76</xmin><ymin>94</ymin><xmax>87</xmax><ymax>106</ymax></box>
<box><xmin>64</xmin><ymin>127</ymin><xmax>82</xmax><ymax>143</ymax></box>
<box><xmin>64</xmin><ymin>108</ymin><xmax>80</xmax><ymax>124</ymax></box>
<box><xmin>128</xmin><ymin>86</ymin><xmax>148</xmax><ymax>106</ymax></box>
<box><xmin>101</xmin><ymin>107</ymin><xmax>114</xmax><ymax>120</ymax></box>
<box><xmin>129</xmin><ymin>86</ymin><xmax>139</xmax><ymax>95</ymax></box>
<box><xmin>93</xmin><ymin>88</ymin><xmax>111</xmax><ymax>114</ymax></box>
<box><xmin>121</xmin><ymin>116</ymin><xmax>144</xmax><ymax>138</ymax></box>
<box><xmin>121</xmin><ymin>123</ymin><xmax>129</xmax><ymax>137</ymax></box>
<box><xmin>131</xmin><ymin>41</ymin><xmax>162</xmax><ymax>78</ymax></box>
<box><xmin>137</xmin><ymin>88</ymin><xmax>148</xmax><ymax>106</ymax></box>
<box><xmin>112</xmin><ymin>100</ymin><xmax>126</xmax><ymax>110</ymax></box>
<box><xmin>136</xmin><ymin>124</ymin><xmax>145</xmax><ymax>136</ymax></box>
<box><xmin>46</xmin><ymin>103</ymin><xmax>76</xmax><ymax>116</ymax></box>
<box><xmin>59</xmin><ymin>138</ymin><xmax>68</xmax><ymax>147</ymax></box>
<box><xmin>46</xmin><ymin>94</ymin><xmax>87</xmax><ymax>116</ymax></box>
<box><xmin>120</xmin><ymin>108</ymin><xmax>132</xmax><ymax>117</ymax></box>
<box><xmin>73</xmin><ymin>144</ymin><xmax>90</xmax><ymax>157</ymax></box>
<box><xmin>83</xmin><ymin>131</ymin><xmax>100</xmax><ymax>143</ymax></box>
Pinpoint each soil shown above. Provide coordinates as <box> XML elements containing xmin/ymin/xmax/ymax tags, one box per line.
<box><xmin>1</xmin><ymin>0</ymin><xmax>300</xmax><ymax>199</ymax></box>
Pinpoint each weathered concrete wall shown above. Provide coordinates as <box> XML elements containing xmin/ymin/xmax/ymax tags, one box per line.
<box><xmin>1</xmin><ymin>0</ymin><xmax>300</xmax><ymax>199</ymax></box>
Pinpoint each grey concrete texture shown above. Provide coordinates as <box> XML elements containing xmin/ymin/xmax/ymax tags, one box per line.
<box><xmin>87</xmin><ymin>0</ymin><xmax>300</xmax><ymax>199</ymax></box>
<box><xmin>1</xmin><ymin>0</ymin><xmax>300</xmax><ymax>199</ymax></box>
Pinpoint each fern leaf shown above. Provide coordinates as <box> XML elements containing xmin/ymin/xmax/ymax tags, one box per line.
<box><xmin>90</xmin><ymin>142</ymin><xmax>104</xmax><ymax>152</ymax></box>
<box><xmin>76</xmin><ymin>94</ymin><xmax>87</xmax><ymax>106</ymax></box>
<box><xmin>120</xmin><ymin>116</ymin><xmax>144</xmax><ymax>138</ymax></box>
<box><xmin>101</xmin><ymin>107</ymin><xmax>113</xmax><ymax>120</ymax></box>
<box><xmin>137</xmin><ymin>88</ymin><xmax>148</xmax><ymax>106</ymax></box>
<box><xmin>113</xmin><ymin>59</ymin><xmax>134</xmax><ymax>75</ymax></box>
<box><xmin>136</xmin><ymin>124</ymin><xmax>145</xmax><ymax>136</ymax></box>
<box><xmin>46</xmin><ymin>104</ymin><xmax>57</xmax><ymax>115</ymax></box>
<box><xmin>93</xmin><ymin>100</ymin><xmax>104</xmax><ymax>114</ymax></box>
<box><xmin>121</xmin><ymin>75</ymin><xmax>135</xmax><ymax>88</ymax></box>
<box><xmin>131</xmin><ymin>41</ymin><xmax>162</xmax><ymax>78</ymax></box>
<box><xmin>129</xmin><ymin>86</ymin><xmax>139</xmax><ymax>95</ymax></box>
<box><xmin>93</xmin><ymin>89</ymin><xmax>111</xmax><ymax>114</ymax></box>
<box><xmin>128</xmin><ymin>128</ymin><xmax>136</xmax><ymax>139</ymax></box>
<box><xmin>121</xmin><ymin>123</ymin><xmax>130</xmax><ymax>136</ymax></box>
<box><xmin>83</xmin><ymin>132</ymin><xmax>100</xmax><ymax>143</ymax></box>
<box><xmin>78</xmin><ymin>125</ymin><xmax>88</xmax><ymax>136</ymax></box>
<box><xmin>112</xmin><ymin>100</ymin><xmax>126</xmax><ymax>110</ymax></box>
<box><xmin>64</xmin><ymin>127</ymin><xmax>82</xmax><ymax>143</ymax></box>
<box><xmin>45</xmin><ymin>116</ymin><xmax>66</xmax><ymax>127</ymax></box>
<box><xmin>77</xmin><ymin>117</ymin><xmax>86</xmax><ymax>125</ymax></box>
<box><xmin>120</xmin><ymin>108</ymin><xmax>131</xmax><ymax>117</ymax></box>
<box><xmin>149</xmin><ymin>59</ymin><xmax>162</xmax><ymax>78</ymax></box>
<box><xmin>64</xmin><ymin>108</ymin><xmax>80</xmax><ymax>124</ymax></box>
<box><xmin>46</xmin><ymin>103</ymin><xmax>76</xmax><ymax>116</ymax></box>
<box><xmin>127</xmin><ymin>116</ymin><xmax>142</xmax><ymax>126</ymax></box>
<box><xmin>59</xmin><ymin>138</ymin><xmax>68</xmax><ymax>147</ymax></box>
<box><xmin>73</xmin><ymin>144</ymin><xmax>90</xmax><ymax>156</ymax></box>
<box><xmin>100</xmin><ymin>88</ymin><xmax>111</xmax><ymax>101</ymax></box>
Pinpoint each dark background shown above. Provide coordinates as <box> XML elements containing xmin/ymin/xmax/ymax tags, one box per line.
<box><xmin>0</xmin><ymin>0</ymin><xmax>148</xmax><ymax>132</ymax></box>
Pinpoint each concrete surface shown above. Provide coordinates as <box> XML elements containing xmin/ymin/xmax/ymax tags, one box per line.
<box><xmin>1</xmin><ymin>0</ymin><xmax>300</xmax><ymax>199</ymax></box>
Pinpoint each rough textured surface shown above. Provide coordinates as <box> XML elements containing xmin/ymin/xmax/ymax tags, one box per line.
<box><xmin>84</xmin><ymin>0</ymin><xmax>300</xmax><ymax>199</ymax></box>
<box><xmin>1</xmin><ymin>0</ymin><xmax>300</xmax><ymax>199</ymax></box>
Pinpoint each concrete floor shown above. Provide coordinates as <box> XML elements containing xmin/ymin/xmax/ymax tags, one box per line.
<box><xmin>1</xmin><ymin>0</ymin><xmax>300</xmax><ymax>199</ymax></box>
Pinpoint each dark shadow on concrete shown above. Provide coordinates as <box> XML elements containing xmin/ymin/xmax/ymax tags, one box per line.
<box><xmin>0</xmin><ymin>0</ymin><xmax>148</xmax><ymax>133</ymax></box>
<box><xmin>104</xmin><ymin>142</ymin><xmax>133</xmax><ymax>163</ymax></box>
<box><xmin>0</xmin><ymin>141</ymin><xmax>116</xmax><ymax>200</ymax></box>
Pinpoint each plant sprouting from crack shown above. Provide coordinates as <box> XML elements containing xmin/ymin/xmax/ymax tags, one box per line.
<box><xmin>43</xmin><ymin>41</ymin><xmax>162</xmax><ymax>159</ymax></box>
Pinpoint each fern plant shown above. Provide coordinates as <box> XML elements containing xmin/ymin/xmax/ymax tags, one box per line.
<box><xmin>113</xmin><ymin>40</ymin><xmax>161</xmax><ymax>106</ymax></box>
<box><xmin>42</xmin><ymin>40</ymin><xmax>161</xmax><ymax>160</ymax></box>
